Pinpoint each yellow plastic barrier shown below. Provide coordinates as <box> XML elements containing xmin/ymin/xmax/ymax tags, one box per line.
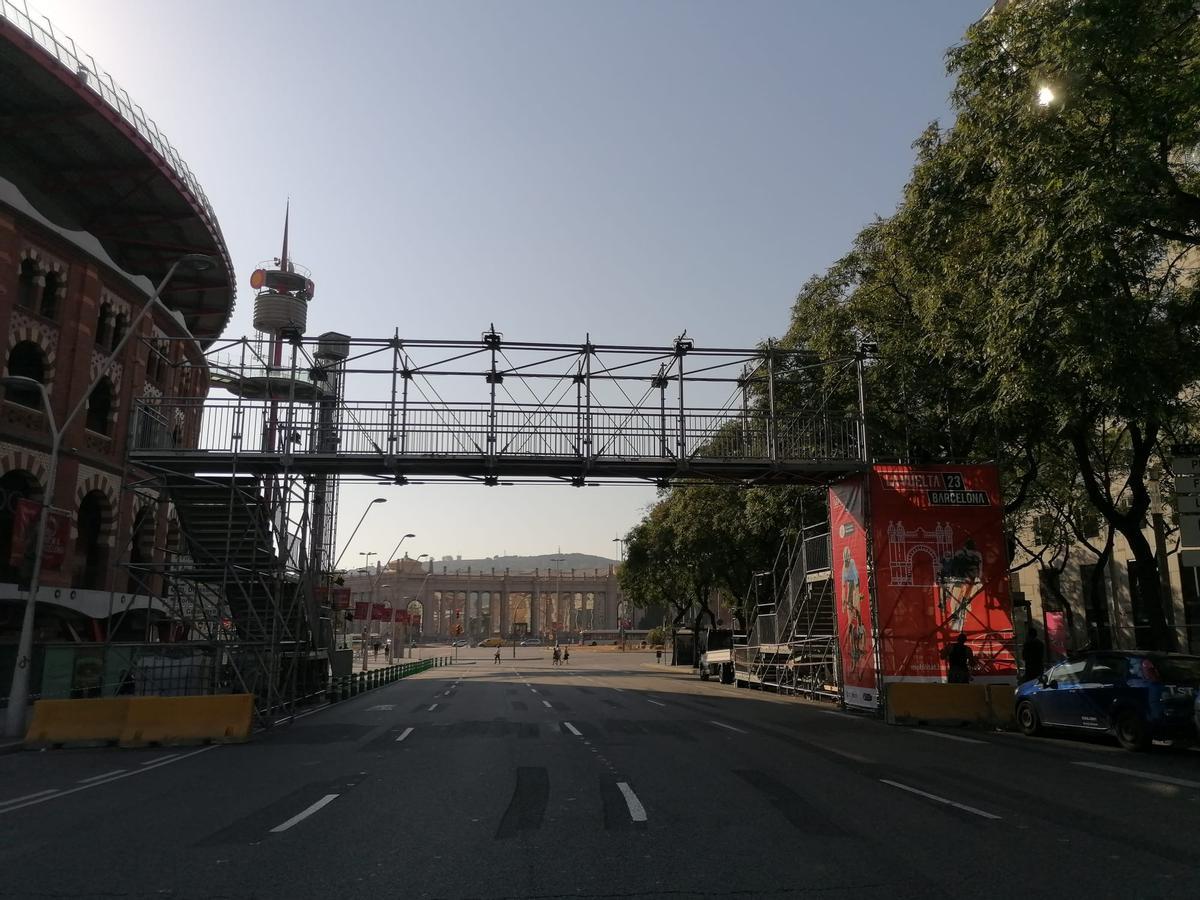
<box><xmin>24</xmin><ymin>697</ymin><xmax>130</xmax><ymax>746</ymax></box>
<box><xmin>24</xmin><ymin>694</ymin><xmax>254</xmax><ymax>748</ymax></box>
<box><xmin>120</xmin><ymin>694</ymin><xmax>254</xmax><ymax>747</ymax></box>
<box><xmin>886</xmin><ymin>683</ymin><xmax>1015</xmax><ymax>728</ymax></box>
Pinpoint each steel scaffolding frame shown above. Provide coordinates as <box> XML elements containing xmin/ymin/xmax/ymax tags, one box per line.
<box><xmin>123</xmin><ymin>330</ymin><xmax>864</xmax><ymax>718</ymax></box>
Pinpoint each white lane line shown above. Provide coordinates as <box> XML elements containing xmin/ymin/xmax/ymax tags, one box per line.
<box><xmin>811</xmin><ymin>743</ymin><xmax>873</xmax><ymax>764</ymax></box>
<box><xmin>613</xmin><ymin>687</ymin><xmax>625</xmax><ymax>693</ymax></box>
<box><xmin>530</xmin><ymin>688</ymin><xmax>539</xmax><ymax>693</ymax></box>
<box><xmin>646</xmin><ymin>699</ymin><xmax>667</xmax><ymax>707</ymax></box>
<box><xmin>880</xmin><ymin>779</ymin><xmax>1000</xmax><ymax>820</ymax></box>
<box><xmin>0</xmin><ymin>745</ymin><xmax>218</xmax><ymax>816</ymax></box>
<box><xmin>563</xmin><ymin>722</ymin><xmax>582</xmax><ymax>737</ymax></box>
<box><xmin>0</xmin><ymin>789</ymin><xmax>59</xmax><ymax>808</ymax></box>
<box><xmin>910</xmin><ymin>729</ymin><xmax>986</xmax><ymax>745</ymax></box>
<box><xmin>1073</xmin><ymin>761</ymin><xmax>1200</xmax><ymax>789</ymax></box>
<box><xmin>395</xmin><ymin>727</ymin><xmax>414</xmax><ymax>743</ymax></box>
<box><xmin>273</xmin><ymin>705</ymin><xmax>325</xmax><ymax>727</ymax></box>
<box><xmin>140</xmin><ymin>754</ymin><xmax>179</xmax><ymax>766</ymax></box>
<box><xmin>542</xmin><ymin>700</ymin><xmax>553</xmax><ymax>708</ymax></box>
<box><xmin>709</xmin><ymin>720</ymin><xmax>748</xmax><ymax>735</ymax></box>
<box><xmin>427</xmin><ymin>703</ymin><xmax>439</xmax><ymax>712</ymax></box>
<box><xmin>77</xmin><ymin>769</ymin><xmax>127</xmax><ymax>784</ymax></box>
<box><xmin>269</xmin><ymin>793</ymin><xmax>340</xmax><ymax>833</ymax></box>
<box><xmin>616</xmin><ymin>782</ymin><xmax>648</xmax><ymax>822</ymax></box>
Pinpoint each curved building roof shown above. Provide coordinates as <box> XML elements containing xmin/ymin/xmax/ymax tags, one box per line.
<box><xmin>0</xmin><ymin>6</ymin><xmax>235</xmax><ymax>344</ymax></box>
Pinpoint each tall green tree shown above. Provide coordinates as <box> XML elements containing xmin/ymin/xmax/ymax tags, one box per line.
<box><xmin>893</xmin><ymin>0</ymin><xmax>1200</xmax><ymax>648</ymax></box>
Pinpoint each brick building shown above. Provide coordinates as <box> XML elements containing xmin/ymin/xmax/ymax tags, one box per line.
<box><xmin>0</xmin><ymin>10</ymin><xmax>235</xmax><ymax>687</ymax></box>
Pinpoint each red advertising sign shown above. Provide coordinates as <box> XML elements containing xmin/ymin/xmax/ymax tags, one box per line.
<box><xmin>869</xmin><ymin>464</ymin><xmax>1016</xmax><ymax>684</ymax></box>
<box><xmin>394</xmin><ymin>610</ymin><xmax>409</xmax><ymax>624</ymax></box>
<box><xmin>354</xmin><ymin>601</ymin><xmax>369</xmax><ymax>620</ymax></box>
<box><xmin>332</xmin><ymin>588</ymin><xmax>351</xmax><ymax>609</ymax></box>
<box><xmin>829</xmin><ymin>475</ymin><xmax>876</xmax><ymax>709</ymax></box>
<box><xmin>8</xmin><ymin>499</ymin><xmax>70</xmax><ymax>571</ymax></box>
<box><xmin>371</xmin><ymin>603</ymin><xmax>388</xmax><ymax>621</ymax></box>
<box><xmin>1044</xmin><ymin>610</ymin><xmax>1069</xmax><ymax>661</ymax></box>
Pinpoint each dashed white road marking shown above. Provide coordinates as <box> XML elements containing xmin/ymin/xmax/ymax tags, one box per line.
<box><xmin>269</xmin><ymin>793</ymin><xmax>339</xmax><ymax>833</ymax></box>
<box><xmin>0</xmin><ymin>789</ymin><xmax>58</xmax><ymax>808</ymax></box>
<box><xmin>542</xmin><ymin>700</ymin><xmax>553</xmax><ymax>709</ymax></box>
<box><xmin>0</xmin><ymin>745</ymin><xmax>218</xmax><ymax>816</ymax></box>
<box><xmin>140</xmin><ymin>754</ymin><xmax>178</xmax><ymax>766</ymax></box>
<box><xmin>563</xmin><ymin>722</ymin><xmax>583</xmax><ymax>737</ymax></box>
<box><xmin>709</xmin><ymin>720</ymin><xmax>747</xmax><ymax>735</ymax></box>
<box><xmin>810</xmin><ymin>742</ymin><xmax>873</xmax><ymax>764</ymax></box>
<box><xmin>396</xmin><ymin>727</ymin><xmax>414</xmax><ymax>743</ymax></box>
<box><xmin>910</xmin><ymin>729</ymin><xmax>985</xmax><ymax>745</ymax></box>
<box><xmin>529</xmin><ymin>688</ymin><xmax>539</xmax><ymax>693</ymax></box>
<box><xmin>616</xmin><ymin>782</ymin><xmax>648</xmax><ymax>822</ymax></box>
<box><xmin>77</xmin><ymin>770</ymin><xmax>126</xmax><ymax>784</ymax></box>
<box><xmin>427</xmin><ymin>703</ymin><xmax>439</xmax><ymax>712</ymax></box>
<box><xmin>1073</xmin><ymin>761</ymin><xmax>1200</xmax><ymax>789</ymax></box>
<box><xmin>367</xmin><ymin>704</ymin><xmax>396</xmax><ymax>711</ymax></box>
<box><xmin>646</xmin><ymin>699</ymin><xmax>667</xmax><ymax>707</ymax></box>
<box><xmin>880</xmin><ymin>779</ymin><xmax>1000</xmax><ymax>820</ymax></box>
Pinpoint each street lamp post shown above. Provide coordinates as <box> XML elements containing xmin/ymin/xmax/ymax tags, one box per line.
<box><xmin>2</xmin><ymin>252</ymin><xmax>214</xmax><ymax>739</ymax></box>
<box><xmin>333</xmin><ymin>498</ymin><xmax>386</xmax><ymax>570</ymax></box>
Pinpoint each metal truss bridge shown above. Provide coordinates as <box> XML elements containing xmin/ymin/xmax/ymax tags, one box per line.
<box><xmin>131</xmin><ymin>330</ymin><xmax>866</xmax><ymax>486</ymax></box>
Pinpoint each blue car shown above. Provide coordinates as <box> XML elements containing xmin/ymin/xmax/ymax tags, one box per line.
<box><xmin>1015</xmin><ymin>651</ymin><xmax>1200</xmax><ymax>751</ymax></box>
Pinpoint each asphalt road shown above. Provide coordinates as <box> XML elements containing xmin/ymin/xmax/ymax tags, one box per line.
<box><xmin>3</xmin><ymin>646</ymin><xmax>1200</xmax><ymax>899</ymax></box>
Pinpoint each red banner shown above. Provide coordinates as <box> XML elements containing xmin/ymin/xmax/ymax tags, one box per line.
<box><xmin>332</xmin><ymin>588</ymin><xmax>351</xmax><ymax>609</ymax></box>
<box><xmin>394</xmin><ymin>610</ymin><xmax>409</xmax><ymax>624</ymax></box>
<box><xmin>354</xmin><ymin>601</ymin><xmax>369</xmax><ymax>620</ymax></box>
<box><xmin>371</xmin><ymin>603</ymin><xmax>388</xmax><ymax>621</ymax></box>
<box><xmin>869</xmin><ymin>464</ymin><xmax>1016</xmax><ymax>684</ymax></box>
<box><xmin>8</xmin><ymin>499</ymin><xmax>70</xmax><ymax>571</ymax></box>
<box><xmin>829</xmin><ymin>476</ymin><xmax>876</xmax><ymax>708</ymax></box>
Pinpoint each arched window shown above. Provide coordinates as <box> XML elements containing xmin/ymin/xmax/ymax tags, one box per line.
<box><xmin>95</xmin><ymin>303</ymin><xmax>113</xmax><ymax>348</ymax></box>
<box><xmin>110</xmin><ymin>312</ymin><xmax>127</xmax><ymax>351</ymax></box>
<box><xmin>86</xmin><ymin>377</ymin><xmax>114</xmax><ymax>435</ymax></box>
<box><xmin>0</xmin><ymin>470</ymin><xmax>40</xmax><ymax>585</ymax></box>
<box><xmin>74</xmin><ymin>491</ymin><xmax>110</xmax><ymax>590</ymax></box>
<box><xmin>4</xmin><ymin>341</ymin><xmax>46</xmax><ymax>409</ymax></box>
<box><xmin>17</xmin><ymin>260</ymin><xmax>39</xmax><ymax>309</ymax></box>
<box><xmin>40</xmin><ymin>271</ymin><xmax>60</xmax><ymax>319</ymax></box>
<box><xmin>127</xmin><ymin>505</ymin><xmax>154</xmax><ymax>594</ymax></box>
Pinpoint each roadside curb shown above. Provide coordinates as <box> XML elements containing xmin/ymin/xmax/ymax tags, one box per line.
<box><xmin>0</xmin><ymin>739</ymin><xmax>24</xmax><ymax>756</ymax></box>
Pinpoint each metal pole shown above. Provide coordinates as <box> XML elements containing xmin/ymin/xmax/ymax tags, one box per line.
<box><xmin>766</xmin><ymin>341</ymin><xmax>776</xmax><ymax>462</ymax></box>
<box><xmin>389</xmin><ymin>332</ymin><xmax>399</xmax><ymax>458</ymax></box>
<box><xmin>2</xmin><ymin>387</ymin><xmax>58</xmax><ymax>738</ymax></box>
<box><xmin>855</xmin><ymin>350</ymin><xmax>870</xmax><ymax>464</ymax></box>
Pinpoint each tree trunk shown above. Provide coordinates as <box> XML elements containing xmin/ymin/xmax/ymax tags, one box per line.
<box><xmin>1118</xmin><ymin>526</ymin><xmax>1176</xmax><ymax>651</ymax></box>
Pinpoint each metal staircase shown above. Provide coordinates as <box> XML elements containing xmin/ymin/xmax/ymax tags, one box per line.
<box><xmin>736</xmin><ymin>521</ymin><xmax>839</xmax><ymax>700</ymax></box>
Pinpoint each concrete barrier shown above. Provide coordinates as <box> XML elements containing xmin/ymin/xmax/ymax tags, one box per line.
<box><xmin>886</xmin><ymin>683</ymin><xmax>1015</xmax><ymax>728</ymax></box>
<box><xmin>25</xmin><ymin>694</ymin><xmax>254</xmax><ymax>748</ymax></box>
<box><xmin>120</xmin><ymin>695</ymin><xmax>253</xmax><ymax>746</ymax></box>
<box><xmin>24</xmin><ymin>697</ymin><xmax>129</xmax><ymax>746</ymax></box>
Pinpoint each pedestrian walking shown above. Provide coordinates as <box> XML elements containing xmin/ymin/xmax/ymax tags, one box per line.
<box><xmin>656</xmin><ymin>647</ymin><xmax>663</xmax><ymax>664</ymax></box>
<box><xmin>372</xmin><ymin>640</ymin><xmax>380</xmax><ymax>660</ymax></box>
<box><xmin>494</xmin><ymin>648</ymin><xmax>501</xmax><ymax>664</ymax></box>
<box><xmin>563</xmin><ymin>647</ymin><xmax>569</xmax><ymax>665</ymax></box>
<box><xmin>552</xmin><ymin>646</ymin><xmax>561</xmax><ymax>666</ymax></box>
<box><xmin>942</xmin><ymin>633</ymin><xmax>974</xmax><ymax>684</ymax></box>
<box><xmin>1022</xmin><ymin>625</ymin><xmax>1046</xmax><ymax>683</ymax></box>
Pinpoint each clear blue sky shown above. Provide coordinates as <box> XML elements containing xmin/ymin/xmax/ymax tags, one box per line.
<box><xmin>38</xmin><ymin>0</ymin><xmax>977</xmax><ymax>564</ymax></box>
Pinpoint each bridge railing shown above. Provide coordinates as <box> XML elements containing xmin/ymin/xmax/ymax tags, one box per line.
<box><xmin>131</xmin><ymin>397</ymin><xmax>863</xmax><ymax>463</ymax></box>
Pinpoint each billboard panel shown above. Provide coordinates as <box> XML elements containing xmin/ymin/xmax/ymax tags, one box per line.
<box><xmin>829</xmin><ymin>475</ymin><xmax>877</xmax><ymax>708</ymax></box>
<box><xmin>869</xmin><ymin>465</ymin><xmax>1016</xmax><ymax>684</ymax></box>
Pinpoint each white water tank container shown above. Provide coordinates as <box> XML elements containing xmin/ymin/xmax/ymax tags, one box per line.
<box><xmin>253</xmin><ymin>291</ymin><xmax>308</xmax><ymax>336</ymax></box>
<box><xmin>316</xmin><ymin>331</ymin><xmax>350</xmax><ymax>361</ymax></box>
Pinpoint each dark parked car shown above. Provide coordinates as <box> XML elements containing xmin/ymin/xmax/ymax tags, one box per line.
<box><xmin>1015</xmin><ymin>651</ymin><xmax>1200</xmax><ymax>751</ymax></box>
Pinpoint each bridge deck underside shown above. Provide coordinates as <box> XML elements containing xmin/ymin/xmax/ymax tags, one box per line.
<box><xmin>130</xmin><ymin>450</ymin><xmax>864</xmax><ymax>484</ymax></box>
